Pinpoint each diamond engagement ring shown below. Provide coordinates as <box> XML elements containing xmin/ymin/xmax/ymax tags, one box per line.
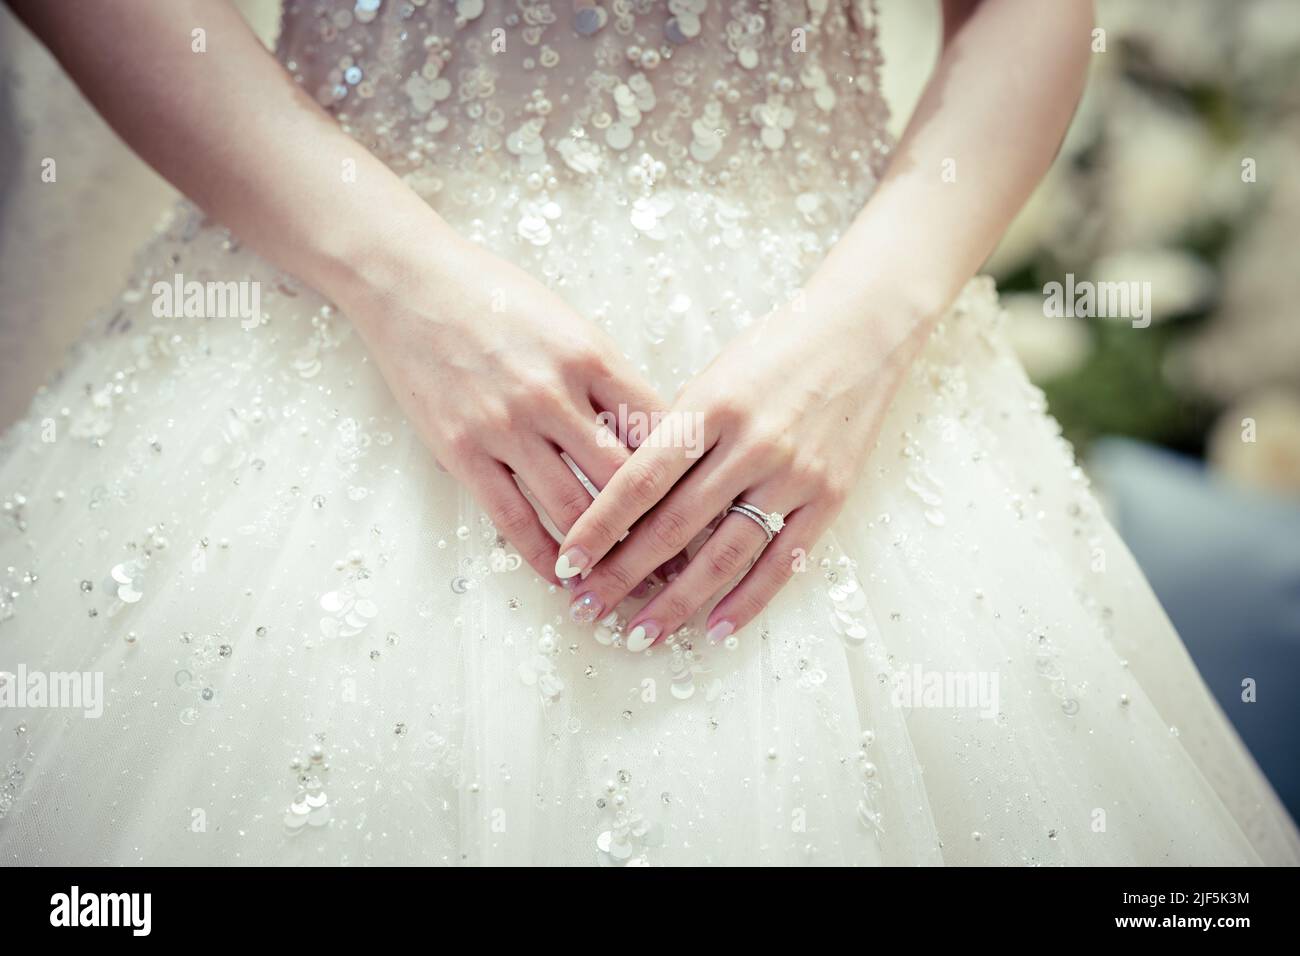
<box><xmin>726</xmin><ymin>501</ymin><xmax>785</xmax><ymax>543</ymax></box>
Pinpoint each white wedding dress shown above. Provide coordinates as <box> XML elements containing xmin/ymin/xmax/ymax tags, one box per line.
<box><xmin>1</xmin><ymin>0</ymin><xmax>1296</xmax><ymax>867</ymax></box>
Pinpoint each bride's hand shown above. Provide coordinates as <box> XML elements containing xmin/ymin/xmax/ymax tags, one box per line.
<box><xmin>344</xmin><ymin>233</ymin><xmax>664</xmax><ymax>585</ymax></box>
<box><xmin>555</xmin><ymin>294</ymin><xmax>934</xmax><ymax>649</ymax></box>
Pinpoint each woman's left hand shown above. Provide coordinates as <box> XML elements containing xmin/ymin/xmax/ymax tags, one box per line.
<box><xmin>556</xmin><ymin>293</ymin><xmax>934</xmax><ymax>651</ymax></box>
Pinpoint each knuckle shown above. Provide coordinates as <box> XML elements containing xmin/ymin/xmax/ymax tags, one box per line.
<box><xmin>510</xmin><ymin>375</ymin><xmax>563</xmax><ymax>416</ymax></box>
<box><xmin>527</xmin><ymin>540</ymin><xmax>555</xmax><ymax>572</ymax></box>
<box><xmin>759</xmin><ymin>552</ymin><xmax>798</xmax><ymax>592</ymax></box>
<box><xmin>706</xmin><ymin>537</ymin><xmax>752</xmax><ymax>580</ymax></box>
<box><xmin>708</xmin><ymin>398</ymin><xmax>747</xmax><ymax>431</ymax></box>
<box><xmin>738</xmin><ymin>433</ymin><xmax>795</xmax><ymax>472</ymax></box>
<box><xmin>795</xmin><ymin>460</ymin><xmax>831</xmax><ymax>493</ymax></box>
<box><xmin>768</xmin><ymin>551</ymin><xmax>798</xmax><ymax>583</ymax></box>
<box><xmin>475</xmin><ymin>402</ymin><xmax>514</xmax><ymax>435</ymax></box>
<box><xmin>515</xmin><ymin>537</ymin><xmax>551</xmax><ymax>575</ymax></box>
<box><xmin>442</xmin><ymin>428</ymin><xmax>480</xmax><ymax>461</ymax></box>
<box><xmin>767</xmin><ymin>434</ymin><xmax>800</xmax><ymax>464</ymax></box>
<box><xmin>659</xmin><ymin>590</ymin><xmax>696</xmax><ymax>624</ymax></box>
<box><xmin>563</xmin><ymin>347</ymin><xmax>606</xmax><ymax>380</ymax></box>
<box><xmin>583</xmin><ymin>510</ymin><xmax>624</xmax><ymax>550</ymax></box>
<box><xmin>627</xmin><ymin>458</ymin><xmax>668</xmax><ymax>507</ymax></box>
<box><xmin>554</xmin><ymin>485</ymin><xmax>592</xmax><ymax>524</ymax></box>
<box><xmin>647</xmin><ymin>506</ymin><xmax>691</xmax><ymax>552</ymax></box>
<box><xmin>591</xmin><ymin>558</ymin><xmax>637</xmax><ymax>596</ymax></box>
<box><xmin>492</xmin><ymin>499</ymin><xmax>536</xmax><ymax>540</ymax></box>
<box><xmin>734</xmin><ymin>589</ymin><xmax>771</xmax><ymax>624</ymax></box>
<box><xmin>790</xmin><ymin>457</ymin><xmax>843</xmax><ymax>502</ymax></box>
<box><xmin>822</xmin><ymin>479</ymin><xmax>850</xmax><ymax>507</ymax></box>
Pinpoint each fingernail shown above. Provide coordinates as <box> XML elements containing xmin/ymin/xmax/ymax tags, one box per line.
<box><xmin>555</xmin><ymin>547</ymin><xmax>588</xmax><ymax>580</ymax></box>
<box><xmin>706</xmin><ymin>620</ymin><xmax>734</xmax><ymax>645</ymax></box>
<box><xmin>626</xmin><ymin>620</ymin><xmax>661</xmax><ymax>652</ymax></box>
<box><xmin>569</xmin><ymin>591</ymin><xmax>605</xmax><ymax>626</ymax></box>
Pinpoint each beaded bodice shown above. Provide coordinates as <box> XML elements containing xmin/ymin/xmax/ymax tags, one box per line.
<box><xmin>277</xmin><ymin>0</ymin><xmax>893</xmax><ymax>210</ymax></box>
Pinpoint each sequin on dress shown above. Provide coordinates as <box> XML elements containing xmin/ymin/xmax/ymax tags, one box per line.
<box><xmin>1</xmin><ymin>0</ymin><xmax>1297</xmax><ymax>865</ymax></box>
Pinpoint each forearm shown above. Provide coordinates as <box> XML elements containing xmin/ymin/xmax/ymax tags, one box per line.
<box><xmin>8</xmin><ymin>0</ymin><xmax>447</xmax><ymax>315</ymax></box>
<box><xmin>807</xmin><ymin>0</ymin><xmax>1093</xmax><ymax>350</ymax></box>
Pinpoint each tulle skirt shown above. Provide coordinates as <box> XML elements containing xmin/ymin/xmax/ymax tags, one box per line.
<box><xmin>1</xmin><ymin>181</ymin><xmax>1296</xmax><ymax>866</ymax></box>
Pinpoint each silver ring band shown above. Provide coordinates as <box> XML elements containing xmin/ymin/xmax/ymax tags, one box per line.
<box><xmin>727</xmin><ymin>505</ymin><xmax>773</xmax><ymax>543</ymax></box>
<box><xmin>726</xmin><ymin>501</ymin><xmax>785</xmax><ymax>544</ymax></box>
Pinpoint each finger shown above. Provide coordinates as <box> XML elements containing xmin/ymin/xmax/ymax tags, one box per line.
<box><xmin>554</xmin><ymin>417</ymin><xmax>711</xmax><ymax>582</ymax></box>
<box><xmin>548</xmin><ymin>403</ymin><xmax>632</xmax><ymax>491</ymax></box>
<box><xmin>621</xmin><ymin>501</ymin><xmax>781</xmax><ymax>651</ymax></box>
<box><xmin>705</xmin><ymin>505</ymin><xmax>834</xmax><ymax>644</ymax></box>
<box><xmin>579</xmin><ymin>364</ymin><xmax>698</xmax><ymax>587</ymax></box>
<box><xmin>468</xmin><ymin>458</ymin><xmax>562</xmax><ymax>585</ymax></box>
<box><xmin>507</xmin><ymin>440</ymin><xmax>596</xmax><ymax>539</ymax></box>
<box><xmin>565</xmin><ymin>453</ymin><xmax>734</xmax><ymax>626</ymax></box>
<box><xmin>653</xmin><ymin>506</ymin><xmax>731</xmax><ymax>581</ymax></box>
<box><xmin>589</xmin><ymin>356</ymin><xmax>667</xmax><ymax>449</ymax></box>
<box><xmin>547</xmin><ymin>408</ymin><xmax>690</xmax><ymax>597</ymax></box>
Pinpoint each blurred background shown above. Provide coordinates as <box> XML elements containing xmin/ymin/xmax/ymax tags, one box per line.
<box><xmin>883</xmin><ymin>0</ymin><xmax>1300</xmax><ymax>823</ymax></box>
<box><xmin>1</xmin><ymin>1</ymin><xmax>1297</xmax><ymax>819</ymax></box>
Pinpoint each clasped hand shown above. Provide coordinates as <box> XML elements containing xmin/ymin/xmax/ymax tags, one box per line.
<box><xmin>354</xmin><ymin>236</ymin><xmax>921</xmax><ymax>651</ymax></box>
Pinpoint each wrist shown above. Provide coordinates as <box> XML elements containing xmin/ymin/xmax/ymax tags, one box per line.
<box><xmin>312</xmin><ymin>198</ymin><xmax>461</xmax><ymax>327</ymax></box>
<box><xmin>804</xmin><ymin>195</ymin><xmax>963</xmax><ymax>348</ymax></box>
<box><xmin>801</xmin><ymin>271</ymin><xmax>942</xmax><ymax>360</ymax></box>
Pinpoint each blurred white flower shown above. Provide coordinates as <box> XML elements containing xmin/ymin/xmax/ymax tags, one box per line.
<box><xmin>1101</xmin><ymin>85</ymin><xmax>1225</xmax><ymax>249</ymax></box>
<box><xmin>1096</xmin><ymin>0</ymin><xmax>1235</xmax><ymax>86</ymax></box>
<box><xmin>1001</xmin><ymin>293</ymin><xmax>1093</xmax><ymax>382</ymax></box>
<box><xmin>1090</xmin><ymin>247</ymin><xmax>1217</xmax><ymax>324</ymax></box>
<box><xmin>1239</xmin><ymin>0</ymin><xmax>1300</xmax><ymax>74</ymax></box>
<box><xmin>1171</xmin><ymin>121</ymin><xmax>1300</xmax><ymax>402</ymax></box>
<box><xmin>1208</xmin><ymin>389</ymin><xmax>1300</xmax><ymax>497</ymax></box>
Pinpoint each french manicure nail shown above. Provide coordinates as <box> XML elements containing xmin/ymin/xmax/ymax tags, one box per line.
<box><xmin>707</xmin><ymin>620</ymin><xmax>734</xmax><ymax>645</ymax></box>
<box><xmin>569</xmin><ymin>591</ymin><xmax>605</xmax><ymax>625</ymax></box>
<box><xmin>626</xmin><ymin>620</ymin><xmax>661</xmax><ymax>652</ymax></box>
<box><xmin>555</xmin><ymin>547</ymin><xmax>588</xmax><ymax>580</ymax></box>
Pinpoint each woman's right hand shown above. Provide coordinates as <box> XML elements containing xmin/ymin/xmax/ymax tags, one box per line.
<box><xmin>9</xmin><ymin>0</ymin><xmax>670</xmax><ymax>593</ymax></box>
<box><xmin>341</xmin><ymin>231</ymin><xmax>664</xmax><ymax>586</ymax></box>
